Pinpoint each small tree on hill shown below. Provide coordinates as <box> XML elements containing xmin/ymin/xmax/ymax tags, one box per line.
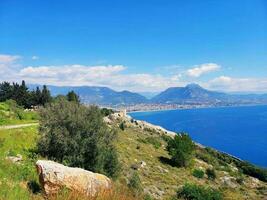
<box><xmin>37</xmin><ymin>98</ymin><xmax>120</xmax><ymax>178</ymax></box>
<box><xmin>167</xmin><ymin>133</ymin><xmax>195</xmax><ymax>167</ymax></box>
<box><xmin>66</xmin><ymin>90</ymin><xmax>80</xmax><ymax>103</ymax></box>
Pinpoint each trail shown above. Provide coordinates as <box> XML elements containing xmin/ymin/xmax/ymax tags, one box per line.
<box><xmin>0</xmin><ymin>123</ymin><xmax>38</xmax><ymax>130</ymax></box>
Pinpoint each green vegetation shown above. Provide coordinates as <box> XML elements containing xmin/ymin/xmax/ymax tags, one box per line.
<box><xmin>206</xmin><ymin>168</ymin><xmax>216</xmax><ymax>180</ymax></box>
<box><xmin>128</xmin><ymin>172</ymin><xmax>143</xmax><ymax>195</ymax></box>
<box><xmin>66</xmin><ymin>90</ymin><xmax>80</xmax><ymax>103</ymax></box>
<box><xmin>1</xmin><ymin>97</ymin><xmax>267</xmax><ymax>199</ymax></box>
<box><xmin>0</xmin><ymin>100</ymin><xmax>39</xmax><ymax>125</ymax></box>
<box><xmin>37</xmin><ymin>98</ymin><xmax>120</xmax><ymax>178</ymax></box>
<box><xmin>0</xmin><ymin>81</ymin><xmax>52</xmax><ymax>108</ymax></box>
<box><xmin>176</xmin><ymin>183</ymin><xmax>223</xmax><ymax>200</ymax></box>
<box><xmin>192</xmin><ymin>169</ymin><xmax>204</xmax><ymax>179</ymax></box>
<box><xmin>101</xmin><ymin>107</ymin><xmax>114</xmax><ymax>116</ymax></box>
<box><xmin>167</xmin><ymin>134</ymin><xmax>195</xmax><ymax>167</ymax></box>
<box><xmin>0</xmin><ymin>126</ymin><xmax>41</xmax><ymax>200</ymax></box>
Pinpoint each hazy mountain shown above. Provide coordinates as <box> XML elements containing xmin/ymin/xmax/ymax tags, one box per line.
<box><xmin>28</xmin><ymin>85</ymin><xmax>148</xmax><ymax>105</ymax></box>
<box><xmin>151</xmin><ymin>83</ymin><xmax>267</xmax><ymax>104</ymax></box>
<box><xmin>28</xmin><ymin>84</ymin><xmax>267</xmax><ymax>106</ymax></box>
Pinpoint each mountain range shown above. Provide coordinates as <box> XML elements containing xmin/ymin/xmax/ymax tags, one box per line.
<box><xmin>29</xmin><ymin>84</ymin><xmax>267</xmax><ymax>106</ymax></box>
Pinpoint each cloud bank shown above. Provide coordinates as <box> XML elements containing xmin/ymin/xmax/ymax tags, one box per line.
<box><xmin>0</xmin><ymin>54</ymin><xmax>266</xmax><ymax>93</ymax></box>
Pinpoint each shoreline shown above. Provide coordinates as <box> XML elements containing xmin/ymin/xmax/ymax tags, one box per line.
<box><xmin>127</xmin><ymin>103</ymin><xmax>267</xmax><ymax>114</ymax></box>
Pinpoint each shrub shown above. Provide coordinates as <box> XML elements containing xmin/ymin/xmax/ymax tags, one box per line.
<box><xmin>128</xmin><ymin>172</ymin><xmax>143</xmax><ymax>195</ymax></box>
<box><xmin>192</xmin><ymin>169</ymin><xmax>204</xmax><ymax>179</ymax></box>
<box><xmin>177</xmin><ymin>183</ymin><xmax>223</xmax><ymax>200</ymax></box>
<box><xmin>119</xmin><ymin>122</ymin><xmax>125</xmax><ymax>131</ymax></box>
<box><xmin>37</xmin><ymin>99</ymin><xmax>120</xmax><ymax>178</ymax></box>
<box><xmin>235</xmin><ymin>161</ymin><xmax>267</xmax><ymax>182</ymax></box>
<box><xmin>167</xmin><ymin>133</ymin><xmax>195</xmax><ymax>167</ymax></box>
<box><xmin>206</xmin><ymin>168</ymin><xmax>216</xmax><ymax>180</ymax></box>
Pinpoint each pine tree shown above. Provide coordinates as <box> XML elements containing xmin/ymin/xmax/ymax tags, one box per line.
<box><xmin>66</xmin><ymin>90</ymin><xmax>80</xmax><ymax>103</ymax></box>
<box><xmin>40</xmin><ymin>85</ymin><xmax>52</xmax><ymax>106</ymax></box>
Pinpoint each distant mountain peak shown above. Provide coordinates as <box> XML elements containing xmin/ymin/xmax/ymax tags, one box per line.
<box><xmin>185</xmin><ymin>83</ymin><xmax>202</xmax><ymax>89</ymax></box>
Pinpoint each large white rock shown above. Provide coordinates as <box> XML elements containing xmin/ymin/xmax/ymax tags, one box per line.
<box><xmin>36</xmin><ymin>160</ymin><xmax>111</xmax><ymax>196</ymax></box>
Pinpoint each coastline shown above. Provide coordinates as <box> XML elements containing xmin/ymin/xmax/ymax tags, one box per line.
<box><xmin>126</xmin><ymin>112</ymin><xmax>267</xmax><ymax>169</ymax></box>
<box><xmin>127</xmin><ymin>103</ymin><xmax>267</xmax><ymax>114</ymax></box>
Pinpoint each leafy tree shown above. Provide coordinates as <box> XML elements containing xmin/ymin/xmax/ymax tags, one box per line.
<box><xmin>66</xmin><ymin>90</ymin><xmax>80</xmax><ymax>103</ymax></box>
<box><xmin>167</xmin><ymin>133</ymin><xmax>195</xmax><ymax>167</ymax></box>
<box><xmin>37</xmin><ymin>98</ymin><xmax>120</xmax><ymax>178</ymax></box>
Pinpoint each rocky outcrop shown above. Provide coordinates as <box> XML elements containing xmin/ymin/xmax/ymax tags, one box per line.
<box><xmin>36</xmin><ymin>160</ymin><xmax>111</xmax><ymax>196</ymax></box>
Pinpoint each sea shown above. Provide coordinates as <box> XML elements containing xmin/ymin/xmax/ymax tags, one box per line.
<box><xmin>129</xmin><ymin>105</ymin><xmax>267</xmax><ymax>168</ymax></box>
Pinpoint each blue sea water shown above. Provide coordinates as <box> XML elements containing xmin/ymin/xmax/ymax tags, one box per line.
<box><xmin>129</xmin><ymin>105</ymin><xmax>267</xmax><ymax>167</ymax></box>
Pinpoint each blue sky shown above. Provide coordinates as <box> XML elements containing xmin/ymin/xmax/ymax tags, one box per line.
<box><xmin>0</xmin><ymin>0</ymin><xmax>267</xmax><ymax>92</ymax></box>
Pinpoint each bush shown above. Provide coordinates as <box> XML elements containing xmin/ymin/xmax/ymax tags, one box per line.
<box><xmin>206</xmin><ymin>168</ymin><xmax>216</xmax><ymax>180</ymax></box>
<box><xmin>128</xmin><ymin>172</ymin><xmax>143</xmax><ymax>195</ymax></box>
<box><xmin>167</xmin><ymin>133</ymin><xmax>195</xmax><ymax>167</ymax></box>
<box><xmin>177</xmin><ymin>183</ymin><xmax>223</xmax><ymax>200</ymax></box>
<box><xmin>235</xmin><ymin>161</ymin><xmax>267</xmax><ymax>182</ymax></box>
<box><xmin>192</xmin><ymin>169</ymin><xmax>204</xmax><ymax>179</ymax></box>
<box><xmin>119</xmin><ymin>122</ymin><xmax>125</xmax><ymax>131</ymax></box>
<box><xmin>37</xmin><ymin>99</ymin><xmax>120</xmax><ymax>178</ymax></box>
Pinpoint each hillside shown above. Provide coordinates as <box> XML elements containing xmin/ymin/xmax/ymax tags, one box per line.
<box><xmin>1</xmin><ymin>106</ymin><xmax>267</xmax><ymax>199</ymax></box>
<box><xmin>0</xmin><ymin>100</ymin><xmax>38</xmax><ymax>125</ymax></box>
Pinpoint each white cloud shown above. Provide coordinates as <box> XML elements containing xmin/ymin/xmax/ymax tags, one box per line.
<box><xmin>187</xmin><ymin>63</ymin><xmax>220</xmax><ymax>77</ymax></box>
<box><xmin>0</xmin><ymin>54</ymin><xmax>21</xmax><ymax>64</ymax></box>
<box><xmin>18</xmin><ymin>65</ymin><xmax>183</xmax><ymax>92</ymax></box>
<box><xmin>31</xmin><ymin>56</ymin><xmax>39</xmax><ymax>60</ymax></box>
<box><xmin>208</xmin><ymin>76</ymin><xmax>267</xmax><ymax>92</ymax></box>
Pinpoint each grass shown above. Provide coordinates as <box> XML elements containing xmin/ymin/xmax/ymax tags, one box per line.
<box><xmin>115</xmin><ymin>118</ymin><xmax>267</xmax><ymax>199</ymax></box>
<box><xmin>0</xmin><ymin>126</ymin><xmax>42</xmax><ymax>200</ymax></box>
<box><xmin>0</xmin><ymin>101</ymin><xmax>39</xmax><ymax>126</ymax></box>
<box><xmin>0</xmin><ymin>113</ymin><xmax>267</xmax><ymax>200</ymax></box>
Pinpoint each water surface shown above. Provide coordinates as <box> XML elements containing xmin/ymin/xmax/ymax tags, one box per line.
<box><xmin>129</xmin><ymin>105</ymin><xmax>267</xmax><ymax>167</ymax></box>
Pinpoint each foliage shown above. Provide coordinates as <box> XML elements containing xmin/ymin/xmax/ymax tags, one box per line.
<box><xmin>119</xmin><ymin>122</ymin><xmax>125</xmax><ymax>131</ymax></box>
<box><xmin>128</xmin><ymin>172</ymin><xmax>143</xmax><ymax>195</ymax></box>
<box><xmin>37</xmin><ymin>98</ymin><xmax>120</xmax><ymax>178</ymax></box>
<box><xmin>66</xmin><ymin>90</ymin><xmax>80</xmax><ymax>103</ymax></box>
<box><xmin>176</xmin><ymin>183</ymin><xmax>223</xmax><ymax>200</ymax></box>
<box><xmin>206</xmin><ymin>168</ymin><xmax>216</xmax><ymax>180</ymax></box>
<box><xmin>167</xmin><ymin>133</ymin><xmax>195</xmax><ymax>167</ymax></box>
<box><xmin>0</xmin><ymin>100</ymin><xmax>39</xmax><ymax>125</ymax></box>
<box><xmin>0</xmin><ymin>81</ymin><xmax>52</xmax><ymax>108</ymax></box>
<box><xmin>235</xmin><ymin>161</ymin><xmax>267</xmax><ymax>182</ymax></box>
<box><xmin>101</xmin><ymin>108</ymin><xmax>114</xmax><ymax>116</ymax></box>
<box><xmin>192</xmin><ymin>169</ymin><xmax>204</xmax><ymax>179</ymax></box>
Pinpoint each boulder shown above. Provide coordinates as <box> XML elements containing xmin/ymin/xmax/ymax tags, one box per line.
<box><xmin>36</xmin><ymin>160</ymin><xmax>111</xmax><ymax>196</ymax></box>
<box><xmin>6</xmin><ymin>154</ymin><xmax>23</xmax><ymax>163</ymax></box>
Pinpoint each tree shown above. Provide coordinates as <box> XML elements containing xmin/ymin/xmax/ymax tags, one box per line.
<box><xmin>40</xmin><ymin>85</ymin><xmax>52</xmax><ymax>106</ymax></box>
<box><xmin>37</xmin><ymin>98</ymin><xmax>120</xmax><ymax>178</ymax></box>
<box><xmin>0</xmin><ymin>82</ymin><xmax>13</xmax><ymax>101</ymax></box>
<box><xmin>66</xmin><ymin>90</ymin><xmax>80</xmax><ymax>103</ymax></box>
<box><xmin>167</xmin><ymin>133</ymin><xmax>195</xmax><ymax>167</ymax></box>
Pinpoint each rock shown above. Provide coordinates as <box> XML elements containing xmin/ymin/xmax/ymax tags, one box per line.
<box><xmin>6</xmin><ymin>154</ymin><xmax>23</xmax><ymax>163</ymax></box>
<box><xmin>220</xmin><ymin>176</ymin><xmax>237</xmax><ymax>188</ymax></box>
<box><xmin>131</xmin><ymin>164</ymin><xmax>139</xmax><ymax>170</ymax></box>
<box><xmin>140</xmin><ymin>161</ymin><xmax>147</xmax><ymax>168</ymax></box>
<box><xmin>36</xmin><ymin>160</ymin><xmax>111</xmax><ymax>196</ymax></box>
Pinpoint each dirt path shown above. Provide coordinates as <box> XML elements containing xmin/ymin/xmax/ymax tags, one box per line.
<box><xmin>0</xmin><ymin>123</ymin><xmax>38</xmax><ymax>130</ymax></box>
